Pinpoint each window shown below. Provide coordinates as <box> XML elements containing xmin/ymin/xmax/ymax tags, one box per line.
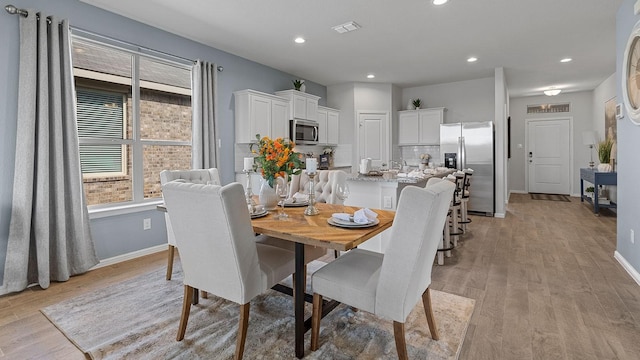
<box><xmin>72</xmin><ymin>35</ymin><xmax>193</xmax><ymax>207</ymax></box>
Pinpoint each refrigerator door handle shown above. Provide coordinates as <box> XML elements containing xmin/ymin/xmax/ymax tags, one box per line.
<box><xmin>459</xmin><ymin>136</ymin><xmax>466</xmax><ymax>170</ymax></box>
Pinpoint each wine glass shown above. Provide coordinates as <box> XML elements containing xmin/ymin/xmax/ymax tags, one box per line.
<box><xmin>275</xmin><ymin>180</ymin><xmax>289</xmax><ymax>220</ymax></box>
<box><xmin>335</xmin><ymin>182</ymin><xmax>350</xmax><ymax>211</ymax></box>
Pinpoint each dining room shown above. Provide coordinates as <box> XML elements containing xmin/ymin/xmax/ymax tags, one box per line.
<box><xmin>1</xmin><ymin>0</ymin><xmax>639</xmax><ymax>359</ymax></box>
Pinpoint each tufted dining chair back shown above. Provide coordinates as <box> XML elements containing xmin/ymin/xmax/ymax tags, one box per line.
<box><xmin>288</xmin><ymin>170</ymin><xmax>348</xmax><ymax>204</ymax></box>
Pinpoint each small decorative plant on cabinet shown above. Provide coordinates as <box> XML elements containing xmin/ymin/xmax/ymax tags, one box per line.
<box><xmin>597</xmin><ymin>138</ymin><xmax>613</xmax><ymax>172</ymax></box>
<box><xmin>412</xmin><ymin>98</ymin><xmax>422</xmax><ymax>110</ymax></box>
<box><xmin>292</xmin><ymin>79</ymin><xmax>305</xmax><ymax>92</ymax></box>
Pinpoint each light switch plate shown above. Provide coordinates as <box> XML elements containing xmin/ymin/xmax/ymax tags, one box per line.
<box><xmin>383</xmin><ymin>196</ymin><xmax>392</xmax><ymax>209</ymax></box>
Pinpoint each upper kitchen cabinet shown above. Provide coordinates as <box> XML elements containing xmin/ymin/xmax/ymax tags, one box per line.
<box><xmin>398</xmin><ymin>107</ymin><xmax>445</xmax><ymax>145</ymax></box>
<box><xmin>275</xmin><ymin>90</ymin><xmax>320</xmax><ymax>121</ymax></box>
<box><xmin>234</xmin><ymin>89</ymin><xmax>289</xmax><ymax>143</ymax></box>
<box><xmin>317</xmin><ymin>106</ymin><xmax>340</xmax><ymax>145</ymax></box>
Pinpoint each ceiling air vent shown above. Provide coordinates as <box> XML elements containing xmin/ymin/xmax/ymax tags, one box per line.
<box><xmin>332</xmin><ymin>21</ymin><xmax>361</xmax><ymax>34</ymax></box>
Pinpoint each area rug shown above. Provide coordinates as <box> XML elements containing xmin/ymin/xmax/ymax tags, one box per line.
<box><xmin>41</xmin><ymin>261</ymin><xmax>475</xmax><ymax>359</ymax></box>
<box><xmin>530</xmin><ymin>193</ymin><xmax>570</xmax><ymax>202</ymax></box>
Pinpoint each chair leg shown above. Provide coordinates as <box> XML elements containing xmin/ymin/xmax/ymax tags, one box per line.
<box><xmin>235</xmin><ymin>303</ymin><xmax>250</xmax><ymax>360</ymax></box>
<box><xmin>422</xmin><ymin>288</ymin><xmax>440</xmax><ymax>340</ymax></box>
<box><xmin>393</xmin><ymin>321</ymin><xmax>409</xmax><ymax>360</ymax></box>
<box><xmin>177</xmin><ymin>285</ymin><xmax>194</xmax><ymax>341</ymax></box>
<box><xmin>166</xmin><ymin>245</ymin><xmax>175</xmax><ymax>280</ymax></box>
<box><xmin>311</xmin><ymin>293</ymin><xmax>323</xmax><ymax>351</ymax></box>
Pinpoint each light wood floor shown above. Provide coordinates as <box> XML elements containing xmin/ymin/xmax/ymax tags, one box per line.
<box><xmin>0</xmin><ymin>193</ymin><xmax>637</xmax><ymax>359</ymax></box>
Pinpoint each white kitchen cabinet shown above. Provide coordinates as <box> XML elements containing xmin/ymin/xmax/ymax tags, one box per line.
<box><xmin>234</xmin><ymin>89</ymin><xmax>290</xmax><ymax>143</ymax></box>
<box><xmin>317</xmin><ymin>106</ymin><xmax>340</xmax><ymax>145</ymax></box>
<box><xmin>275</xmin><ymin>90</ymin><xmax>320</xmax><ymax>121</ymax></box>
<box><xmin>398</xmin><ymin>107</ymin><xmax>445</xmax><ymax>145</ymax></box>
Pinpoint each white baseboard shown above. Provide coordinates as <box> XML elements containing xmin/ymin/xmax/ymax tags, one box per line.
<box><xmin>614</xmin><ymin>251</ymin><xmax>640</xmax><ymax>286</ymax></box>
<box><xmin>494</xmin><ymin>212</ymin><xmax>506</xmax><ymax>218</ymax></box>
<box><xmin>0</xmin><ymin>245</ymin><xmax>167</xmax><ymax>296</ymax></box>
<box><xmin>90</xmin><ymin>244</ymin><xmax>167</xmax><ymax>270</ymax></box>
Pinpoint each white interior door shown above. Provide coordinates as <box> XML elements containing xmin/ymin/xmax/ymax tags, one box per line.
<box><xmin>358</xmin><ymin>111</ymin><xmax>388</xmax><ymax>167</ymax></box>
<box><xmin>527</xmin><ymin>118</ymin><xmax>571</xmax><ymax>194</ymax></box>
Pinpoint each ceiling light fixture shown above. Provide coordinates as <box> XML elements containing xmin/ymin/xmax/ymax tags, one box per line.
<box><xmin>367</xmin><ymin>74</ymin><xmax>375</xmax><ymax>79</ymax></box>
<box><xmin>433</xmin><ymin>0</ymin><xmax>449</xmax><ymax>5</ymax></box>
<box><xmin>332</xmin><ymin>21</ymin><xmax>361</xmax><ymax>34</ymax></box>
<box><xmin>467</xmin><ymin>57</ymin><xmax>478</xmax><ymax>62</ymax></box>
<box><xmin>294</xmin><ymin>37</ymin><xmax>305</xmax><ymax>44</ymax></box>
<box><xmin>544</xmin><ymin>88</ymin><xmax>562</xmax><ymax>96</ymax></box>
<box><xmin>560</xmin><ymin>58</ymin><xmax>572</xmax><ymax>63</ymax></box>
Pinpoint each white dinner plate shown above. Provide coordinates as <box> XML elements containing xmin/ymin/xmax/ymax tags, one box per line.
<box><xmin>327</xmin><ymin>217</ymin><xmax>379</xmax><ymax>228</ymax></box>
<box><xmin>283</xmin><ymin>200</ymin><xmax>308</xmax><ymax>207</ymax></box>
<box><xmin>250</xmin><ymin>210</ymin><xmax>269</xmax><ymax>219</ymax></box>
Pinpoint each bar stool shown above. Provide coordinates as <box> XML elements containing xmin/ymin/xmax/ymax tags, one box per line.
<box><xmin>427</xmin><ymin>177</ymin><xmax>454</xmax><ymax>265</ymax></box>
<box><xmin>446</xmin><ymin>172</ymin><xmax>465</xmax><ymax>249</ymax></box>
<box><xmin>459</xmin><ymin>169</ymin><xmax>473</xmax><ymax>233</ymax></box>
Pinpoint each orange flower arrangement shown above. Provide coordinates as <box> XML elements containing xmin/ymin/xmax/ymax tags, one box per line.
<box><xmin>250</xmin><ymin>134</ymin><xmax>304</xmax><ymax>187</ymax></box>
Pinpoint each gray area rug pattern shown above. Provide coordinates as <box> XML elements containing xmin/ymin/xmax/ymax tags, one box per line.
<box><xmin>41</xmin><ymin>261</ymin><xmax>474</xmax><ymax>359</ymax></box>
<box><xmin>530</xmin><ymin>193</ymin><xmax>571</xmax><ymax>202</ymax></box>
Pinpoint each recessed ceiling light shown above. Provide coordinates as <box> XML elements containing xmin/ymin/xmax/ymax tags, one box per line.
<box><xmin>560</xmin><ymin>58</ymin><xmax>572</xmax><ymax>63</ymax></box>
<box><xmin>544</xmin><ymin>88</ymin><xmax>562</xmax><ymax>96</ymax></box>
<box><xmin>433</xmin><ymin>0</ymin><xmax>449</xmax><ymax>5</ymax></box>
<box><xmin>367</xmin><ymin>74</ymin><xmax>375</xmax><ymax>79</ymax></box>
<box><xmin>294</xmin><ymin>37</ymin><xmax>305</xmax><ymax>44</ymax></box>
<box><xmin>467</xmin><ymin>57</ymin><xmax>478</xmax><ymax>62</ymax></box>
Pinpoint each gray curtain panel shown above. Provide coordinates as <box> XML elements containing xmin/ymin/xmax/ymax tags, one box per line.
<box><xmin>191</xmin><ymin>60</ymin><xmax>218</xmax><ymax>169</ymax></box>
<box><xmin>3</xmin><ymin>11</ymin><xmax>98</xmax><ymax>293</ymax></box>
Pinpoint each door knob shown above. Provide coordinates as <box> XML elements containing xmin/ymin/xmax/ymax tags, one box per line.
<box><xmin>529</xmin><ymin>152</ymin><xmax>533</xmax><ymax>158</ymax></box>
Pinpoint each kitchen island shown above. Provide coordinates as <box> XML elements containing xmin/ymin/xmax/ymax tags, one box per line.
<box><xmin>344</xmin><ymin>169</ymin><xmax>454</xmax><ymax>253</ymax></box>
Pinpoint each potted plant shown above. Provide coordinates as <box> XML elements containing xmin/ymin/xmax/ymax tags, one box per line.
<box><xmin>585</xmin><ymin>186</ymin><xmax>594</xmax><ymax>200</ymax></box>
<box><xmin>292</xmin><ymin>79</ymin><xmax>305</xmax><ymax>92</ymax></box>
<box><xmin>412</xmin><ymin>99</ymin><xmax>422</xmax><ymax>109</ymax></box>
<box><xmin>597</xmin><ymin>138</ymin><xmax>613</xmax><ymax>172</ymax></box>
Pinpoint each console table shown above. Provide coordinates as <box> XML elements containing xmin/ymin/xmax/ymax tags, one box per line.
<box><xmin>580</xmin><ymin>168</ymin><xmax>617</xmax><ymax>214</ymax></box>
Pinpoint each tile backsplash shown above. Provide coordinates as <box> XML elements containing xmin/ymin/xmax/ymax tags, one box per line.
<box><xmin>399</xmin><ymin>145</ymin><xmax>441</xmax><ymax>167</ymax></box>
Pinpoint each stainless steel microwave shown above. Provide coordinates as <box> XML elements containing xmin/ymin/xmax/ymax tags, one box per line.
<box><xmin>290</xmin><ymin>119</ymin><xmax>319</xmax><ymax>145</ymax></box>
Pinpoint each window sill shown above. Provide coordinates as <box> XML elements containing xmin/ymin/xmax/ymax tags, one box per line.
<box><xmin>88</xmin><ymin>199</ymin><xmax>163</xmax><ymax>219</ymax></box>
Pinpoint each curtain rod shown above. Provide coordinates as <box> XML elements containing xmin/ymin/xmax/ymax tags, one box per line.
<box><xmin>5</xmin><ymin>4</ymin><xmax>28</xmax><ymax>17</ymax></box>
<box><xmin>5</xmin><ymin>4</ymin><xmax>222</xmax><ymax>72</ymax></box>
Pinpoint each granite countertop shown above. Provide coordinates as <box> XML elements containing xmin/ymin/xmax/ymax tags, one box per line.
<box><xmin>347</xmin><ymin>170</ymin><xmax>454</xmax><ymax>184</ymax></box>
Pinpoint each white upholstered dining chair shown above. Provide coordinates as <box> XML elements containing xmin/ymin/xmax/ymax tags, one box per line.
<box><xmin>310</xmin><ymin>180</ymin><xmax>455</xmax><ymax>359</ymax></box>
<box><xmin>160</xmin><ymin>168</ymin><xmax>221</xmax><ymax>280</ymax></box>
<box><xmin>288</xmin><ymin>169</ymin><xmax>348</xmax><ymax>204</ymax></box>
<box><xmin>162</xmin><ymin>181</ymin><xmax>296</xmax><ymax>360</ymax></box>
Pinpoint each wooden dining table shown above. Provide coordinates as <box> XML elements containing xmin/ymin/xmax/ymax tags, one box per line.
<box><xmin>251</xmin><ymin>202</ymin><xmax>395</xmax><ymax>358</ymax></box>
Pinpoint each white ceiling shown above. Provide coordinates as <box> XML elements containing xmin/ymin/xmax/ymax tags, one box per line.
<box><xmin>79</xmin><ymin>0</ymin><xmax>622</xmax><ymax>97</ymax></box>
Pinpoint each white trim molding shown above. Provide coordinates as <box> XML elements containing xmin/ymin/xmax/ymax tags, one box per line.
<box><xmin>90</xmin><ymin>244</ymin><xmax>167</xmax><ymax>270</ymax></box>
<box><xmin>614</xmin><ymin>251</ymin><xmax>640</xmax><ymax>286</ymax></box>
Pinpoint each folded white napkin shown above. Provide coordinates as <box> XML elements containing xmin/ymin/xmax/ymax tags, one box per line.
<box><xmin>332</xmin><ymin>213</ymin><xmax>351</xmax><ymax>221</ymax></box>
<box><xmin>354</xmin><ymin>208</ymin><xmax>378</xmax><ymax>224</ymax></box>
<box><xmin>332</xmin><ymin>209</ymin><xmax>378</xmax><ymax>224</ymax></box>
<box><xmin>292</xmin><ymin>192</ymin><xmax>309</xmax><ymax>202</ymax></box>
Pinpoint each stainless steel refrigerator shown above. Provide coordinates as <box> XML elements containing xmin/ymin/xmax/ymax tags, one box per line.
<box><xmin>440</xmin><ymin>121</ymin><xmax>494</xmax><ymax>216</ymax></box>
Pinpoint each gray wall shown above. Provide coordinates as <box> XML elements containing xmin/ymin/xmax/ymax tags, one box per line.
<box><xmin>0</xmin><ymin>0</ymin><xmax>326</xmax><ymax>284</ymax></box>
<box><xmin>508</xmin><ymin>91</ymin><xmax>594</xmax><ymax>196</ymax></box>
<box><xmin>402</xmin><ymin>77</ymin><xmax>495</xmax><ymax>124</ymax></box>
<box><xmin>593</xmin><ymin>73</ymin><xmax>618</xmax><ymax>202</ymax></box>
<box><xmin>616</xmin><ymin>0</ymin><xmax>640</xmax><ymax>276</ymax></box>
